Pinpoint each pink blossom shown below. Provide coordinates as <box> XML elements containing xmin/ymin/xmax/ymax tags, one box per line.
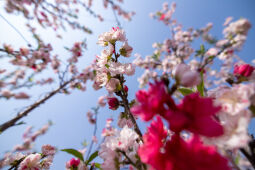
<box><xmin>98</xmin><ymin>96</ymin><xmax>106</xmax><ymax>107</ymax></box>
<box><xmin>224</xmin><ymin>17</ymin><xmax>233</xmax><ymax>26</ymax></box>
<box><xmin>87</xmin><ymin>111</ymin><xmax>96</xmax><ymax>124</ymax></box>
<box><xmin>105</xmin><ymin>78</ymin><xmax>120</xmax><ymax>92</ymax></box>
<box><xmin>112</xmin><ymin>27</ymin><xmax>126</xmax><ymax>42</ymax></box>
<box><xmin>41</xmin><ymin>145</ymin><xmax>56</xmax><ymax>156</ymax></box>
<box><xmin>18</xmin><ymin>153</ymin><xmax>41</xmax><ymax>170</ymax></box>
<box><xmin>41</xmin><ymin>156</ymin><xmax>54</xmax><ymax>169</ymax></box>
<box><xmin>118</xmin><ymin>112</ymin><xmax>133</xmax><ymax>128</ymax></box>
<box><xmin>223</xmin><ymin>18</ymin><xmax>251</xmax><ymax>36</ymax></box>
<box><xmin>120</xmin><ymin>42</ymin><xmax>133</xmax><ymax>57</ymax></box>
<box><xmin>124</xmin><ymin>63</ymin><xmax>135</xmax><ymax>76</ymax></box>
<box><xmin>205</xmin><ymin>48</ymin><xmax>218</xmax><ymax>56</ymax></box>
<box><xmin>173</xmin><ymin>64</ymin><xmax>201</xmax><ymax>87</ymax></box>
<box><xmin>234</xmin><ymin>64</ymin><xmax>254</xmax><ymax>77</ymax></box>
<box><xmin>3</xmin><ymin>44</ymin><xmax>13</xmax><ymax>54</ymax></box>
<box><xmin>1</xmin><ymin>90</ymin><xmax>13</xmax><ymax>99</ymax></box>
<box><xmin>166</xmin><ymin>93</ymin><xmax>223</xmax><ymax>137</ymax></box>
<box><xmin>20</xmin><ymin>47</ymin><xmax>29</xmax><ymax>56</ymax></box>
<box><xmin>14</xmin><ymin>92</ymin><xmax>30</xmax><ymax>99</ymax></box>
<box><xmin>2</xmin><ymin>153</ymin><xmax>25</xmax><ymax>167</ymax></box>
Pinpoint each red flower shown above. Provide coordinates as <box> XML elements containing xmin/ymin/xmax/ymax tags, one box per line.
<box><xmin>124</xmin><ymin>85</ymin><xmax>129</xmax><ymax>92</ymax></box>
<box><xmin>107</xmin><ymin>97</ymin><xmax>119</xmax><ymax>110</ymax></box>
<box><xmin>234</xmin><ymin>64</ymin><xmax>254</xmax><ymax>77</ymax></box>
<box><xmin>164</xmin><ymin>135</ymin><xmax>230</xmax><ymax>170</ymax></box>
<box><xmin>166</xmin><ymin>93</ymin><xmax>223</xmax><ymax>137</ymax></box>
<box><xmin>159</xmin><ymin>14</ymin><xmax>165</xmax><ymax>20</ymax></box>
<box><xmin>138</xmin><ymin>116</ymin><xmax>172</xmax><ymax>170</ymax></box>
<box><xmin>131</xmin><ymin>81</ymin><xmax>175</xmax><ymax>121</ymax></box>
<box><xmin>69</xmin><ymin>158</ymin><xmax>80</xmax><ymax>168</ymax></box>
<box><xmin>139</xmin><ymin>117</ymin><xmax>229</xmax><ymax>170</ymax></box>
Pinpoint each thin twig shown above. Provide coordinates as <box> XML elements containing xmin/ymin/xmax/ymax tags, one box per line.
<box><xmin>0</xmin><ymin>13</ymin><xmax>31</xmax><ymax>47</ymax></box>
<box><xmin>117</xmin><ymin>149</ymin><xmax>136</xmax><ymax>167</ymax></box>
<box><xmin>86</xmin><ymin>106</ymin><xmax>99</xmax><ymax>161</ymax></box>
<box><xmin>111</xmin><ymin>5</ymin><xmax>121</xmax><ymax>28</ymax></box>
<box><xmin>240</xmin><ymin>148</ymin><xmax>255</xmax><ymax>169</ymax></box>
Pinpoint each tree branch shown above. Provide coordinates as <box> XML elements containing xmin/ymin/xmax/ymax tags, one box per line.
<box><xmin>0</xmin><ymin>78</ymin><xmax>74</xmax><ymax>134</ymax></box>
<box><xmin>118</xmin><ymin>79</ymin><xmax>143</xmax><ymax>141</ymax></box>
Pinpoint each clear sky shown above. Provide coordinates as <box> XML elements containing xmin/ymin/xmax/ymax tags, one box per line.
<box><xmin>0</xmin><ymin>0</ymin><xmax>255</xmax><ymax>169</ymax></box>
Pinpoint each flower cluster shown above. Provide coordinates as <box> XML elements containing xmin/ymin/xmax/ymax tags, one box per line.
<box><xmin>4</xmin><ymin>0</ymin><xmax>133</xmax><ymax>34</ymax></box>
<box><xmin>1</xmin><ymin>142</ymin><xmax>55</xmax><ymax>170</ymax></box>
<box><xmin>13</xmin><ymin>122</ymin><xmax>52</xmax><ymax>151</ymax></box>
<box><xmin>99</xmin><ymin>126</ymin><xmax>139</xmax><ymax>170</ymax></box>
<box><xmin>2</xmin><ymin>1</ymin><xmax>255</xmax><ymax>170</ymax></box>
<box><xmin>139</xmin><ymin>117</ymin><xmax>229</xmax><ymax>170</ymax></box>
<box><xmin>132</xmin><ymin>81</ymin><xmax>230</xmax><ymax>169</ymax></box>
<box><xmin>94</xmin><ymin>27</ymin><xmax>135</xmax><ymax>93</ymax></box>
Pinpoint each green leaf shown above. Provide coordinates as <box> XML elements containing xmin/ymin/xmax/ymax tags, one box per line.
<box><xmin>200</xmin><ymin>44</ymin><xmax>205</xmax><ymax>54</ymax></box>
<box><xmin>76</xmin><ymin>84</ymin><xmax>81</xmax><ymax>89</ymax></box>
<box><xmin>197</xmin><ymin>71</ymin><xmax>204</xmax><ymax>96</ymax></box>
<box><xmin>105</xmin><ymin>64</ymin><xmax>110</xmax><ymax>69</ymax></box>
<box><xmin>107</xmin><ymin>73</ymin><xmax>112</xmax><ymax>81</ymax></box>
<box><xmin>94</xmin><ymin>163</ymin><xmax>102</xmax><ymax>169</ymax></box>
<box><xmin>207</xmin><ymin>55</ymin><xmax>215</xmax><ymax>61</ymax></box>
<box><xmin>178</xmin><ymin>88</ymin><xmax>194</xmax><ymax>96</ymax></box>
<box><xmin>195</xmin><ymin>44</ymin><xmax>206</xmax><ymax>57</ymax></box>
<box><xmin>156</xmin><ymin>12</ymin><xmax>162</xmax><ymax>17</ymax></box>
<box><xmin>61</xmin><ymin>149</ymin><xmax>84</xmax><ymax>162</ymax></box>
<box><xmin>129</xmin><ymin>99</ymin><xmax>136</xmax><ymax>108</ymax></box>
<box><xmin>93</xmin><ymin>70</ymin><xmax>97</xmax><ymax>76</ymax></box>
<box><xmin>119</xmin><ymin>48</ymin><xmax>127</xmax><ymax>57</ymax></box>
<box><xmin>86</xmin><ymin>151</ymin><xmax>98</xmax><ymax>165</ymax></box>
<box><xmin>235</xmin><ymin>154</ymin><xmax>240</xmax><ymax>165</ymax></box>
<box><xmin>116</xmin><ymin>83</ymin><xmax>122</xmax><ymax>92</ymax></box>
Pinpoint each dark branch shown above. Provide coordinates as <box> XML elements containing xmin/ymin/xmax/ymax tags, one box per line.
<box><xmin>0</xmin><ymin>78</ymin><xmax>74</xmax><ymax>134</ymax></box>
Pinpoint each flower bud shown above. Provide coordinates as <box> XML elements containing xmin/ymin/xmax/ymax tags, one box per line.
<box><xmin>69</xmin><ymin>158</ymin><xmax>80</xmax><ymax>168</ymax></box>
<box><xmin>108</xmin><ymin>97</ymin><xmax>119</xmax><ymax>110</ymax></box>
<box><xmin>173</xmin><ymin>63</ymin><xmax>201</xmax><ymax>87</ymax></box>
<box><xmin>234</xmin><ymin>64</ymin><xmax>254</xmax><ymax>77</ymax></box>
<box><xmin>124</xmin><ymin>85</ymin><xmax>128</xmax><ymax>92</ymax></box>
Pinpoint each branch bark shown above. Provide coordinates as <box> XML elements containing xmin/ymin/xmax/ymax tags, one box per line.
<box><xmin>0</xmin><ymin>78</ymin><xmax>74</xmax><ymax>134</ymax></box>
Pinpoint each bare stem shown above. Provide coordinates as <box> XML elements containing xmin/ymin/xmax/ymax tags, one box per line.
<box><xmin>118</xmin><ymin>81</ymin><xmax>143</xmax><ymax>141</ymax></box>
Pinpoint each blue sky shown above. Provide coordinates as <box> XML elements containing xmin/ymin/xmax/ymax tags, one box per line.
<box><xmin>0</xmin><ymin>0</ymin><xmax>255</xmax><ymax>169</ymax></box>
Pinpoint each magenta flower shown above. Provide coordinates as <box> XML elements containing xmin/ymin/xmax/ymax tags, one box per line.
<box><xmin>131</xmin><ymin>81</ymin><xmax>175</xmax><ymax>121</ymax></box>
<box><xmin>163</xmin><ymin>135</ymin><xmax>230</xmax><ymax>170</ymax></box>
<box><xmin>166</xmin><ymin>93</ymin><xmax>223</xmax><ymax>137</ymax></box>
<box><xmin>138</xmin><ymin>116</ymin><xmax>171</xmax><ymax>170</ymax></box>
<box><xmin>234</xmin><ymin>64</ymin><xmax>254</xmax><ymax>77</ymax></box>
<box><xmin>139</xmin><ymin>117</ymin><xmax>229</xmax><ymax>170</ymax></box>
<box><xmin>66</xmin><ymin>158</ymin><xmax>80</xmax><ymax>169</ymax></box>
